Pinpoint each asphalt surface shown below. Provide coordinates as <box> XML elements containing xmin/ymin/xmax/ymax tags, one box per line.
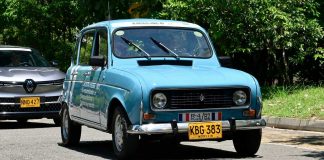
<box><xmin>0</xmin><ymin>119</ymin><xmax>323</xmax><ymax>160</ymax></box>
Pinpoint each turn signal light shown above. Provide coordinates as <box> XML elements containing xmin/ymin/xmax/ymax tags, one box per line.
<box><xmin>243</xmin><ymin>109</ymin><xmax>256</xmax><ymax>117</ymax></box>
<box><xmin>143</xmin><ymin>113</ymin><xmax>155</xmax><ymax>120</ymax></box>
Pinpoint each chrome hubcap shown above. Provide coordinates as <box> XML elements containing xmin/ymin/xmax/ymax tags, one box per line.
<box><xmin>114</xmin><ymin>114</ymin><xmax>125</xmax><ymax>152</ymax></box>
<box><xmin>62</xmin><ymin>109</ymin><xmax>69</xmax><ymax>139</ymax></box>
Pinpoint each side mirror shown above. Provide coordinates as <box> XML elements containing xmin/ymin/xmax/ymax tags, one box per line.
<box><xmin>90</xmin><ymin>56</ymin><xmax>106</xmax><ymax>67</ymax></box>
<box><xmin>218</xmin><ymin>56</ymin><xmax>233</xmax><ymax>68</ymax></box>
<box><xmin>51</xmin><ymin>60</ymin><xmax>58</xmax><ymax>67</ymax></box>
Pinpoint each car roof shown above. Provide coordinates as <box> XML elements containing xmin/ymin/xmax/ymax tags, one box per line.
<box><xmin>82</xmin><ymin>19</ymin><xmax>204</xmax><ymax>32</ymax></box>
<box><xmin>0</xmin><ymin>45</ymin><xmax>32</xmax><ymax>52</ymax></box>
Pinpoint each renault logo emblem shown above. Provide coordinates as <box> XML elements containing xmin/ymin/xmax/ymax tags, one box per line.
<box><xmin>200</xmin><ymin>93</ymin><xmax>205</xmax><ymax>102</ymax></box>
<box><xmin>23</xmin><ymin>79</ymin><xmax>36</xmax><ymax>93</ymax></box>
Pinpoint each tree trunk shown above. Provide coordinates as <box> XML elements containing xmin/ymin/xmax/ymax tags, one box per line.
<box><xmin>282</xmin><ymin>49</ymin><xmax>290</xmax><ymax>84</ymax></box>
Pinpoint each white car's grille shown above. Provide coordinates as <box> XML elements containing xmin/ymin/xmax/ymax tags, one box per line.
<box><xmin>0</xmin><ymin>79</ymin><xmax>63</xmax><ymax>94</ymax></box>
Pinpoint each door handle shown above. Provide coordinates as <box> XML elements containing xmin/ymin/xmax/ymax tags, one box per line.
<box><xmin>71</xmin><ymin>72</ymin><xmax>78</xmax><ymax>76</ymax></box>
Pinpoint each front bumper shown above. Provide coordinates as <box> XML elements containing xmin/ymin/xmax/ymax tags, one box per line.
<box><xmin>128</xmin><ymin>119</ymin><xmax>266</xmax><ymax>135</ymax></box>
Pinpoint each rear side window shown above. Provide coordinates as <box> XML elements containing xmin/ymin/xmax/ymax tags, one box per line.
<box><xmin>98</xmin><ymin>29</ymin><xmax>108</xmax><ymax>60</ymax></box>
<box><xmin>79</xmin><ymin>30</ymin><xmax>95</xmax><ymax>65</ymax></box>
<box><xmin>93</xmin><ymin>29</ymin><xmax>108</xmax><ymax>60</ymax></box>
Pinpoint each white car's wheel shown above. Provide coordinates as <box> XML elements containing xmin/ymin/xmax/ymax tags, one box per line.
<box><xmin>61</xmin><ymin>104</ymin><xmax>81</xmax><ymax>146</ymax></box>
<box><xmin>112</xmin><ymin>107</ymin><xmax>139</xmax><ymax>159</ymax></box>
<box><xmin>233</xmin><ymin>129</ymin><xmax>262</xmax><ymax>156</ymax></box>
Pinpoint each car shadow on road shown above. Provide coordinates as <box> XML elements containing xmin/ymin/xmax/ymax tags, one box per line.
<box><xmin>302</xmin><ymin>151</ymin><xmax>324</xmax><ymax>160</ymax></box>
<box><xmin>277</xmin><ymin>135</ymin><xmax>324</xmax><ymax>146</ymax></box>
<box><xmin>0</xmin><ymin>120</ymin><xmax>56</xmax><ymax>129</ymax></box>
<box><xmin>270</xmin><ymin>135</ymin><xmax>324</xmax><ymax>159</ymax></box>
<box><xmin>58</xmin><ymin>140</ymin><xmax>263</xmax><ymax>159</ymax></box>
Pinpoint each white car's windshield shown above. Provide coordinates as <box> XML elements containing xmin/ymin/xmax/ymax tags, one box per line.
<box><xmin>0</xmin><ymin>50</ymin><xmax>51</xmax><ymax>67</ymax></box>
<box><xmin>113</xmin><ymin>28</ymin><xmax>212</xmax><ymax>58</ymax></box>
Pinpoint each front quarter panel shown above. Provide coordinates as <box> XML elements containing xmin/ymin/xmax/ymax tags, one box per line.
<box><xmin>99</xmin><ymin>68</ymin><xmax>143</xmax><ymax>127</ymax></box>
<box><xmin>62</xmin><ymin>65</ymin><xmax>74</xmax><ymax>104</ymax></box>
<box><xmin>251</xmin><ymin>75</ymin><xmax>262</xmax><ymax>119</ymax></box>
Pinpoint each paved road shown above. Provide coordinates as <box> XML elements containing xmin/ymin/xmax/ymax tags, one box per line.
<box><xmin>0</xmin><ymin>119</ymin><xmax>323</xmax><ymax>160</ymax></box>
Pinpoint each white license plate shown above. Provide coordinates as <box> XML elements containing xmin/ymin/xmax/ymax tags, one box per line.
<box><xmin>190</xmin><ymin>112</ymin><xmax>211</xmax><ymax>121</ymax></box>
<box><xmin>178</xmin><ymin>112</ymin><xmax>222</xmax><ymax>122</ymax></box>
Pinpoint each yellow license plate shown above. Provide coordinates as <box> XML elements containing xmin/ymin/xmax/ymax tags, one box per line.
<box><xmin>20</xmin><ymin>97</ymin><xmax>40</xmax><ymax>108</ymax></box>
<box><xmin>188</xmin><ymin>121</ymin><xmax>222</xmax><ymax>140</ymax></box>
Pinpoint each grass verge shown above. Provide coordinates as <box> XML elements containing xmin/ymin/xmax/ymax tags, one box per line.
<box><xmin>262</xmin><ymin>85</ymin><xmax>324</xmax><ymax>120</ymax></box>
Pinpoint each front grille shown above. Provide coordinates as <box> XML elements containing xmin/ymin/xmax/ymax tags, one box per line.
<box><xmin>0</xmin><ymin>98</ymin><xmax>18</xmax><ymax>103</ymax></box>
<box><xmin>0</xmin><ymin>103</ymin><xmax>61</xmax><ymax>112</ymax></box>
<box><xmin>43</xmin><ymin>96</ymin><xmax>60</xmax><ymax>102</ymax></box>
<box><xmin>151</xmin><ymin>88</ymin><xmax>250</xmax><ymax>110</ymax></box>
<box><xmin>0</xmin><ymin>96</ymin><xmax>59</xmax><ymax>104</ymax></box>
<box><xmin>0</xmin><ymin>79</ymin><xmax>64</xmax><ymax>85</ymax></box>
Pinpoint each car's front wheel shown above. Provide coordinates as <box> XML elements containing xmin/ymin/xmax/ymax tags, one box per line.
<box><xmin>233</xmin><ymin>129</ymin><xmax>262</xmax><ymax>156</ymax></box>
<box><xmin>112</xmin><ymin>107</ymin><xmax>139</xmax><ymax>159</ymax></box>
<box><xmin>61</xmin><ymin>104</ymin><xmax>81</xmax><ymax>146</ymax></box>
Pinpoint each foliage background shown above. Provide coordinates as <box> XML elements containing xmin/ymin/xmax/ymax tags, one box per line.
<box><xmin>0</xmin><ymin>0</ymin><xmax>323</xmax><ymax>85</ymax></box>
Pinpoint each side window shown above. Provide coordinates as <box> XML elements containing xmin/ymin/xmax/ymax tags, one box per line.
<box><xmin>79</xmin><ymin>30</ymin><xmax>95</xmax><ymax>65</ymax></box>
<box><xmin>93</xmin><ymin>28</ymin><xmax>108</xmax><ymax>60</ymax></box>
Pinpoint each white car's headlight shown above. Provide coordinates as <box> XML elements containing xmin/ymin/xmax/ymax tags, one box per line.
<box><xmin>152</xmin><ymin>93</ymin><xmax>167</xmax><ymax>109</ymax></box>
<box><xmin>233</xmin><ymin>90</ymin><xmax>247</xmax><ymax>105</ymax></box>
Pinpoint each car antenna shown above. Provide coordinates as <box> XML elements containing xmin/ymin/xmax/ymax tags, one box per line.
<box><xmin>107</xmin><ymin>0</ymin><xmax>111</xmax><ymax>20</ymax></box>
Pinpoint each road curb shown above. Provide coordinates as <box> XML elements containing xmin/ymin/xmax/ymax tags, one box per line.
<box><xmin>263</xmin><ymin>116</ymin><xmax>324</xmax><ymax>132</ymax></box>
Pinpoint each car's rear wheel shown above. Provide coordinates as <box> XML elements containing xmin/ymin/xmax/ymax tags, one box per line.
<box><xmin>53</xmin><ymin>118</ymin><xmax>61</xmax><ymax>126</ymax></box>
<box><xmin>112</xmin><ymin>107</ymin><xmax>139</xmax><ymax>159</ymax></box>
<box><xmin>233</xmin><ymin>129</ymin><xmax>262</xmax><ymax>157</ymax></box>
<box><xmin>61</xmin><ymin>104</ymin><xmax>81</xmax><ymax>146</ymax></box>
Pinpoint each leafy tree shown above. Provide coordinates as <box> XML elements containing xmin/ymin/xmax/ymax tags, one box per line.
<box><xmin>1</xmin><ymin>0</ymin><xmax>81</xmax><ymax>70</ymax></box>
<box><xmin>77</xmin><ymin>0</ymin><xmax>161</xmax><ymax>24</ymax></box>
<box><xmin>159</xmin><ymin>0</ymin><xmax>324</xmax><ymax>84</ymax></box>
<box><xmin>1</xmin><ymin>0</ymin><xmax>323</xmax><ymax>83</ymax></box>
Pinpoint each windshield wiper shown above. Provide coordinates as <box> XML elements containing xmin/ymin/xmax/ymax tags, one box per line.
<box><xmin>150</xmin><ymin>37</ymin><xmax>179</xmax><ymax>60</ymax></box>
<box><xmin>120</xmin><ymin>36</ymin><xmax>151</xmax><ymax>60</ymax></box>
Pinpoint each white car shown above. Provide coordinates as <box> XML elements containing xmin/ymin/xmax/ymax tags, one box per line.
<box><xmin>0</xmin><ymin>45</ymin><xmax>65</xmax><ymax>125</ymax></box>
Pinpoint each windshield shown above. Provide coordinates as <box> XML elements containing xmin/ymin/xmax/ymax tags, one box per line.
<box><xmin>0</xmin><ymin>49</ymin><xmax>51</xmax><ymax>67</ymax></box>
<box><xmin>113</xmin><ymin>28</ymin><xmax>212</xmax><ymax>58</ymax></box>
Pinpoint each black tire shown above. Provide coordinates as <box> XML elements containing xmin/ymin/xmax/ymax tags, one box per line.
<box><xmin>233</xmin><ymin>129</ymin><xmax>262</xmax><ymax>157</ymax></box>
<box><xmin>61</xmin><ymin>104</ymin><xmax>81</xmax><ymax>146</ymax></box>
<box><xmin>53</xmin><ymin>118</ymin><xmax>61</xmax><ymax>126</ymax></box>
<box><xmin>17</xmin><ymin>119</ymin><xmax>28</xmax><ymax>124</ymax></box>
<box><xmin>112</xmin><ymin>107</ymin><xmax>139</xmax><ymax>159</ymax></box>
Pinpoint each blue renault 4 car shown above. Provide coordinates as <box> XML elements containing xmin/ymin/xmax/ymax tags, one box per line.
<box><xmin>61</xmin><ymin>19</ymin><xmax>266</xmax><ymax>159</ymax></box>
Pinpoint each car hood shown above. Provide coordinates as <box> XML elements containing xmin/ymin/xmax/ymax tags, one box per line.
<box><xmin>118</xmin><ymin>65</ymin><xmax>256</xmax><ymax>89</ymax></box>
<box><xmin>0</xmin><ymin>67</ymin><xmax>65</xmax><ymax>82</ymax></box>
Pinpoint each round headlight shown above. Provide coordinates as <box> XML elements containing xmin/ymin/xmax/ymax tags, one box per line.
<box><xmin>152</xmin><ymin>93</ymin><xmax>167</xmax><ymax>109</ymax></box>
<box><xmin>233</xmin><ymin>90</ymin><xmax>247</xmax><ymax>105</ymax></box>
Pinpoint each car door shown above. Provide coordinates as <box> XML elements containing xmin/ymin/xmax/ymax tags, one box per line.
<box><xmin>94</xmin><ymin>28</ymin><xmax>109</xmax><ymax>127</ymax></box>
<box><xmin>80</xmin><ymin>28</ymin><xmax>108</xmax><ymax>124</ymax></box>
<box><xmin>71</xmin><ymin>29</ymin><xmax>96</xmax><ymax>121</ymax></box>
